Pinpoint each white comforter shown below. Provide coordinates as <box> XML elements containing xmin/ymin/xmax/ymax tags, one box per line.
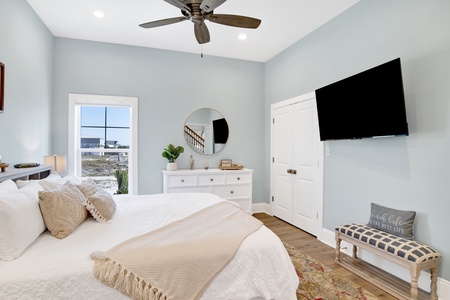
<box><xmin>0</xmin><ymin>193</ymin><xmax>298</xmax><ymax>300</ymax></box>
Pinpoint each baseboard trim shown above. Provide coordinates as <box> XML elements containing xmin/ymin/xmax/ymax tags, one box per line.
<box><xmin>319</xmin><ymin>228</ymin><xmax>450</xmax><ymax>299</ymax></box>
<box><xmin>252</xmin><ymin>202</ymin><xmax>271</xmax><ymax>215</ymax></box>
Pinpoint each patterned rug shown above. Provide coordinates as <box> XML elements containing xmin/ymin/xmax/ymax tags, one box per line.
<box><xmin>284</xmin><ymin>243</ymin><xmax>379</xmax><ymax>300</ymax></box>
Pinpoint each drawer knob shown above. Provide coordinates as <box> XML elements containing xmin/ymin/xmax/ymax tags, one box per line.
<box><xmin>181</xmin><ymin>179</ymin><xmax>184</xmax><ymax>183</ymax></box>
<box><xmin>210</xmin><ymin>178</ymin><xmax>214</xmax><ymax>182</ymax></box>
<box><xmin>237</xmin><ymin>177</ymin><xmax>240</xmax><ymax>180</ymax></box>
<box><xmin>230</xmin><ymin>190</ymin><xmax>234</xmax><ymax>194</ymax></box>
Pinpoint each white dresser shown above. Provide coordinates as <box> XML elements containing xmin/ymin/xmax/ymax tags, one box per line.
<box><xmin>162</xmin><ymin>168</ymin><xmax>253</xmax><ymax>213</ymax></box>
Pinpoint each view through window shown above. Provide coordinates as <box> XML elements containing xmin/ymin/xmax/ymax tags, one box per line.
<box><xmin>81</xmin><ymin>106</ymin><xmax>130</xmax><ymax>194</ymax></box>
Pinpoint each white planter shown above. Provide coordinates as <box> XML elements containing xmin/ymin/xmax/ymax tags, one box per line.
<box><xmin>166</xmin><ymin>162</ymin><xmax>178</xmax><ymax>171</ymax></box>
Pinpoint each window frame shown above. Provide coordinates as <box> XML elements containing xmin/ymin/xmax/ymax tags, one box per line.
<box><xmin>68</xmin><ymin>93</ymin><xmax>138</xmax><ymax>194</ymax></box>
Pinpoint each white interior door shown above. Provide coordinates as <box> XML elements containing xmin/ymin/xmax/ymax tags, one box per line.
<box><xmin>271</xmin><ymin>92</ymin><xmax>323</xmax><ymax>237</ymax></box>
<box><xmin>271</xmin><ymin>105</ymin><xmax>294</xmax><ymax>222</ymax></box>
<box><xmin>292</xmin><ymin>100</ymin><xmax>320</xmax><ymax>235</ymax></box>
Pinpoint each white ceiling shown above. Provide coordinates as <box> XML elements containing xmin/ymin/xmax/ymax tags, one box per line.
<box><xmin>27</xmin><ymin>0</ymin><xmax>359</xmax><ymax>62</ymax></box>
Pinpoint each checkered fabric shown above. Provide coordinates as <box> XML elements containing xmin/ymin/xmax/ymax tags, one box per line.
<box><xmin>336</xmin><ymin>223</ymin><xmax>441</xmax><ymax>263</ymax></box>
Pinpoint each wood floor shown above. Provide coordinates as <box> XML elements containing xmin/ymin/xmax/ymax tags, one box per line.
<box><xmin>253</xmin><ymin>213</ymin><xmax>398</xmax><ymax>300</ymax></box>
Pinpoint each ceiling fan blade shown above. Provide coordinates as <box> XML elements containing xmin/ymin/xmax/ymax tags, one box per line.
<box><xmin>139</xmin><ymin>16</ymin><xmax>188</xmax><ymax>29</ymax></box>
<box><xmin>200</xmin><ymin>0</ymin><xmax>227</xmax><ymax>14</ymax></box>
<box><xmin>207</xmin><ymin>14</ymin><xmax>261</xmax><ymax>29</ymax></box>
<box><xmin>194</xmin><ymin>22</ymin><xmax>210</xmax><ymax>44</ymax></box>
<box><xmin>164</xmin><ymin>0</ymin><xmax>191</xmax><ymax>13</ymax></box>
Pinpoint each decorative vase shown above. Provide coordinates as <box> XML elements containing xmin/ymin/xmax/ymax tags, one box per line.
<box><xmin>167</xmin><ymin>162</ymin><xmax>177</xmax><ymax>171</ymax></box>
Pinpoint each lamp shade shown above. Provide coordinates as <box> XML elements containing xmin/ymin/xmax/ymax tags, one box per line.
<box><xmin>44</xmin><ymin>155</ymin><xmax>67</xmax><ymax>174</ymax></box>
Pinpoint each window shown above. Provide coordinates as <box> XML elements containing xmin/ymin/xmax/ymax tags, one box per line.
<box><xmin>69</xmin><ymin>94</ymin><xmax>138</xmax><ymax>194</ymax></box>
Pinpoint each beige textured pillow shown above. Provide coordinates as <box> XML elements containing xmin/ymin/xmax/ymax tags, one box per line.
<box><xmin>76</xmin><ymin>178</ymin><xmax>97</xmax><ymax>198</ymax></box>
<box><xmin>85</xmin><ymin>189</ymin><xmax>116</xmax><ymax>222</ymax></box>
<box><xmin>38</xmin><ymin>182</ymin><xmax>88</xmax><ymax>239</ymax></box>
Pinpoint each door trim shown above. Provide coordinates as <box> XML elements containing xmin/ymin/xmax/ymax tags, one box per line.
<box><xmin>270</xmin><ymin>91</ymin><xmax>324</xmax><ymax>239</ymax></box>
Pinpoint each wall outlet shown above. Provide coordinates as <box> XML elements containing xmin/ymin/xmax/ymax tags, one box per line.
<box><xmin>325</xmin><ymin>144</ymin><xmax>330</xmax><ymax>156</ymax></box>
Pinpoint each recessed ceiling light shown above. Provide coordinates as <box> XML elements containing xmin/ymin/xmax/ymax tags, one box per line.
<box><xmin>93</xmin><ymin>11</ymin><xmax>104</xmax><ymax>18</ymax></box>
<box><xmin>238</xmin><ymin>33</ymin><xmax>247</xmax><ymax>40</ymax></box>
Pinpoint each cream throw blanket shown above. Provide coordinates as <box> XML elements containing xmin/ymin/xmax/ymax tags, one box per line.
<box><xmin>91</xmin><ymin>201</ymin><xmax>262</xmax><ymax>300</ymax></box>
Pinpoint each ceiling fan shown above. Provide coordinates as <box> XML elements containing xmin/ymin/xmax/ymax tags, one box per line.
<box><xmin>139</xmin><ymin>0</ymin><xmax>261</xmax><ymax>44</ymax></box>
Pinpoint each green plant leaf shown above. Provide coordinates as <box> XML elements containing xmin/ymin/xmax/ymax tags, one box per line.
<box><xmin>162</xmin><ymin>144</ymin><xmax>184</xmax><ymax>162</ymax></box>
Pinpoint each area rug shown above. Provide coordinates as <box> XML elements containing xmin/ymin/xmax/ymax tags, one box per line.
<box><xmin>284</xmin><ymin>243</ymin><xmax>379</xmax><ymax>300</ymax></box>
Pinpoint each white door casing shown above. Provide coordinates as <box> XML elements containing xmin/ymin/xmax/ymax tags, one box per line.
<box><xmin>270</xmin><ymin>92</ymin><xmax>324</xmax><ymax>237</ymax></box>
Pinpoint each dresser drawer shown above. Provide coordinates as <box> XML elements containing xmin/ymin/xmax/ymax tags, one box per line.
<box><xmin>198</xmin><ymin>174</ymin><xmax>225</xmax><ymax>186</ymax></box>
<box><xmin>166</xmin><ymin>175</ymin><xmax>196</xmax><ymax>187</ymax></box>
<box><xmin>167</xmin><ymin>186</ymin><xmax>210</xmax><ymax>193</ymax></box>
<box><xmin>212</xmin><ymin>185</ymin><xmax>250</xmax><ymax>199</ymax></box>
<box><xmin>225</xmin><ymin>173</ymin><xmax>251</xmax><ymax>184</ymax></box>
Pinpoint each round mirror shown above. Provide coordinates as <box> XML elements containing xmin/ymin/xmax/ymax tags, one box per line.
<box><xmin>184</xmin><ymin>108</ymin><xmax>229</xmax><ymax>155</ymax></box>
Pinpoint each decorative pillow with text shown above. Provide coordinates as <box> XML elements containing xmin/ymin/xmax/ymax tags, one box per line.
<box><xmin>367</xmin><ymin>203</ymin><xmax>416</xmax><ymax>240</ymax></box>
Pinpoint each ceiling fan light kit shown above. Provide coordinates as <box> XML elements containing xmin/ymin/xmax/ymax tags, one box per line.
<box><xmin>139</xmin><ymin>0</ymin><xmax>261</xmax><ymax>44</ymax></box>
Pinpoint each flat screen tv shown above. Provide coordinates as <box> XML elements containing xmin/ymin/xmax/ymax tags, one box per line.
<box><xmin>315</xmin><ymin>58</ymin><xmax>409</xmax><ymax>141</ymax></box>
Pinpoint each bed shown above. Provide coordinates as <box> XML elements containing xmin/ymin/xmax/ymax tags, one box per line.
<box><xmin>0</xmin><ymin>174</ymin><xmax>298</xmax><ymax>300</ymax></box>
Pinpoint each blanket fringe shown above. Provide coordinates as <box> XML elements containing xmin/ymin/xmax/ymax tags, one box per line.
<box><xmin>91</xmin><ymin>253</ymin><xmax>168</xmax><ymax>300</ymax></box>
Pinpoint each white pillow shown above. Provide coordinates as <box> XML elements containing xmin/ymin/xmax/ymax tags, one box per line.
<box><xmin>0</xmin><ymin>179</ymin><xmax>19</xmax><ymax>195</ymax></box>
<box><xmin>16</xmin><ymin>173</ymin><xmax>63</xmax><ymax>189</ymax></box>
<box><xmin>63</xmin><ymin>174</ymin><xmax>82</xmax><ymax>185</ymax></box>
<box><xmin>0</xmin><ymin>181</ymin><xmax>46</xmax><ymax>260</ymax></box>
<box><xmin>40</xmin><ymin>174</ymin><xmax>85</xmax><ymax>191</ymax></box>
<box><xmin>17</xmin><ymin>173</ymin><xmax>83</xmax><ymax>191</ymax></box>
<box><xmin>38</xmin><ymin>180</ymin><xmax>64</xmax><ymax>191</ymax></box>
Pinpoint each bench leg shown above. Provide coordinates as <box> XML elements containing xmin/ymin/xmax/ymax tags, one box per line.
<box><xmin>352</xmin><ymin>245</ymin><xmax>358</xmax><ymax>259</ymax></box>
<box><xmin>335</xmin><ymin>234</ymin><xmax>341</xmax><ymax>263</ymax></box>
<box><xmin>410</xmin><ymin>265</ymin><xmax>419</xmax><ymax>300</ymax></box>
<box><xmin>430</xmin><ymin>259</ymin><xmax>440</xmax><ymax>300</ymax></box>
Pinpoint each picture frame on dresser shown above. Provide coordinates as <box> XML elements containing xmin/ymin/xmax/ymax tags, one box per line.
<box><xmin>0</xmin><ymin>62</ymin><xmax>4</xmax><ymax>113</ymax></box>
<box><xmin>220</xmin><ymin>159</ymin><xmax>232</xmax><ymax>167</ymax></box>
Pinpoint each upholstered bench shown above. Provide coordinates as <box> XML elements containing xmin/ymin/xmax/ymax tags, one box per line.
<box><xmin>335</xmin><ymin>223</ymin><xmax>441</xmax><ymax>300</ymax></box>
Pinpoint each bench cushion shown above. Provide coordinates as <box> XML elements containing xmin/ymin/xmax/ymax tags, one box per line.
<box><xmin>336</xmin><ymin>223</ymin><xmax>440</xmax><ymax>264</ymax></box>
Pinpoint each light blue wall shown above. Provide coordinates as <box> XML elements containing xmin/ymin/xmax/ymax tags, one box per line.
<box><xmin>0</xmin><ymin>0</ymin><xmax>53</xmax><ymax>163</ymax></box>
<box><xmin>265</xmin><ymin>0</ymin><xmax>450</xmax><ymax>280</ymax></box>
<box><xmin>52</xmin><ymin>38</ymin><xmax>265</xmax><ymax>199</ymax></box>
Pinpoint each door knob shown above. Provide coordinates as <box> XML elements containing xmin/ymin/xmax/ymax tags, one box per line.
<box><xmin>291</xmin><ymin>169</ymin><xmax>297</xmax><ymax>175</ymax></box>
<box><xmin>287</xmin><ymin>169</ymin><xmax>292</xmax><ymax>174</ymax></box>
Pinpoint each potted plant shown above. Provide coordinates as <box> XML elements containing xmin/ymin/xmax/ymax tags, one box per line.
<box><xmin>162</xmin><ymin>144</ymin><xmax>184</xmax><ymax>171</ymax></box>
<box><xmin>114</xmin><ymin>169</ymin><xmax>128</xmax><ymax>194</ymax></box>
